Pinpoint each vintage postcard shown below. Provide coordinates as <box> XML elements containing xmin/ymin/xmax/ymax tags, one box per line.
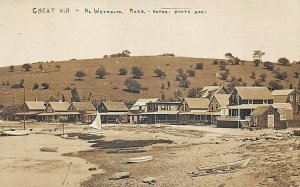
<box><xmin>0</xmin><ymin>0</ymin><xmax>299</xmax><ymax>186</ymax></box>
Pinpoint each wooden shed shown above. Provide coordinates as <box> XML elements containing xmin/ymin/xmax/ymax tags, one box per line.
<box><xmin>250</xmin><ymin>105</ymin><xmax>287</xmax><ymax>129</ymax></box>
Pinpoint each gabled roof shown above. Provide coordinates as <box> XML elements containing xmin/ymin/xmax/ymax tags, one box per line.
<box><xmin>234</xmin><ymin>87</ymin><xmax>273</xmax><ymax>100</ymax></box>
<box><xmin>250</xmin><ymin>105</ymin><xmax>281</xmax><ymax>116</ymax></box>
<box><xmin>212</xmin><ymin>94</ymin><xmax>230</xmax><ymax>107</ymax></box>
<box><xmin>272</xmin><ymin>89</ymin><xmax>295</xmax><ymax>96</ymax></box>
<box><xmin>71</xmin><ymin>102</ymin><xmax>96</xmax><ymax>111</ymax></box>
<box><xmin>183</xmin><ymin>98</ymin><xmax>210</xmax><ymax>109</ymax></box>
<box><xmin>25</xmin><ymin>101</ymin><xmax>45</xmax><ymax>110</ymax></box>
<box><xmin>130</xmin><ymin>98</ymin><xmax>160</xmax><ymax>110</ymax></box>
<box><xmin>48</xmin><ymin>102</ymin><xmax>70</xmax><ymax>112</ymax></box>
<box><xmin>101</xmin><ymin>101</ymin><xmax>128</xmax><ymax>111</ymax></box>
<box><xmin>251</xmin><ymin>105</ymin><xmax>274</xmax><ymax>116</ymax></box>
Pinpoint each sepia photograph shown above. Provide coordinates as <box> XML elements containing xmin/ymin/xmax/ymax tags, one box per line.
<box><xmin>0</xmin><ymin>0</ymin><xmax>299</xmax><ymax>186</ymax></box>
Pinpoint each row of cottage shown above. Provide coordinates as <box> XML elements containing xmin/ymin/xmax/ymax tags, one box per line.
<box><xmin>15</xmin><ymin>86</ymin><xmax>300</xmax><ymax>129</ymax></box>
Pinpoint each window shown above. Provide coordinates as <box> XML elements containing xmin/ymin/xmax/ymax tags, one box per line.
<box><xmin>216</xmin><ymin>103</ymin><xmax>219</xmax><ymax>110</ymax></box>
<box><xmin>296</xmin><ymin>96</ymin><xmax>299</xmax><ymax>102</ymax></box>
<box><xmin>249</xmin><ymin>100</ymin><xmax>253</xmax><ymax>104</ymax></box>
<box><xmin>290</xmin><ymin>95</ymin><xmax>293</xmax><ymax>102</ymax></box>
<box><xmin>263</xmin><ymin>100</ymin><xmax>268</xmax><ymax>104</ymax></box>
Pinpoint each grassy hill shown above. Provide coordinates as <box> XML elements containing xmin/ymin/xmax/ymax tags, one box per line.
<box><xmin>0</xmin><ymin>56</ymin><xmax>299</xmax><ymax>106</ymax></box>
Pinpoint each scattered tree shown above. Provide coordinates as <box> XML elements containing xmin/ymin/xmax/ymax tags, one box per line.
<box><xmin>264</xmin><ymin>61</ymin><xmax>274</xmax><ymax>71</ymax></box>
<box><xmin>9</xmin><ymin>65</ymin><xmax>14</xmax><ymax>72</ymax></box>
<box><xmin>253</xmin><ymin>59</ymin><xmax>260</xmax><ymax>66</ymax></box>
<box><xmin>38</xmin><ymin>64</ymin><xmax>43</xmax><ymax>71</ymax></box>
<box><xmin>253</xmin><ymin>50</ymin><xmax>265</xmax><ymax>62</ymax></box>
<box><xmin>32</xmin><ymin>83</ymin><xmax>39</xmax><ymax>90</ymax></box>
<box><xmin>179</xmin><ymin>79</ymin><xmax>190</xmax><ymax>88</ymax></box>
<box><xmin>71</xmin><ymin>87</ymin><xmax>80</xmax><ymax>102</ymax></box>
<box><xmin>195</xmin><ymin>63</ymin><xmax>203</xmax><ymax>70</ymax></box>
<box><xmin>61</xmin><ymin>94</ymin><xmax>66</xmax><ymax>102</ymax></box>
<box><xmin>124</xmin><ymin>78</ymin><xmax>142</xmax><ymax>93</ymax></box>
<box><xmin>227</xmin><ymin>80</ymin><xmax>247</xmax><ymax>92</ymax></box>
<box><xmin>289</xmin><ymin>84</ymin><xmax>293</xmax><ymax>89</ymax></box>
<box><xmin>274</xmin><ymin>69</ymin><xmax>287</xmax><ymax>80</ymax></box>
<box><xmin>95</xmin><ymin>67</ymin><xmax>108</xmax><ymax>79</ymax></box>
<box><xmin>253</xmin><ymin>79</ymin><xmax>263</xmax><ymax>87</ymax></box>
<box><xmin>22</xmin><ymin>63</ymin><xmax>32</xmax><ymax>72</ymax></box>
<box><xmin>167</xmin><ymin>81</ymin><xmax>171</xmax><ymax>89</ymax></box>
<box><xmin>161</xmin><ymin>83</ymin><xmax>165</xmax><ymax>90</ymax></box>
<box><xmin>225</xmin><ymin>53</ymin><xmax>234</xmax><ymax>60</ymax></box>
<box><xmin>213</xmin><ymin>60</ymin><xmax>219</xmax><ymax>65</ymax></box>
<box><xmin>119</xmin><ymin>68</ymin><xmax>128</xmax><ymax>75</ymax></box>
<box><xmin>220</xmin><ymin>72</ymin><xmax>228</xmax><ymax>80</ymax></box>
<box><xmin>231</xmin><ymin>76</ymin><xmax>237</xmax><ymax>82</ymax></box>
<box><xmin>260</xmin><ymin>73</ymin><xmax>267</xmax><ymax>82</ymax></box>
<box><xmin>154</xmin><ymin>68</ymin><xmax>166</xmax><ymax>78</ymax></box>
<box><xmin>41</xmin><ymin>82</ymin><xmax>49</xmax><ymax>89</ymax></box>
<box><xmin>250</xmin><ymin>71</ymin><xmax>256</xmax><ymax>79</ymax></box>
<box><xmin>75</xmin><ymin>70</ymin><xmax>86</xmax><ymax>81</ymax></box>
<box><xmin>173</xmin><ymin>90</ymin><xmax>182</xmax><ymax>101</ymax></box>
<box><xmin>278</xmin><ymin>57</ymin><xmax>290</xmax><ymax>66</ymax></box>
<box><xmin>131</xmin><ymin>67</ymin><xmax>144</xmax><ymax>79</ymax></box>
<box><xmin>11</xmin><ymin>79</ymin><xmax>24</xmax><ymax>89</ymax></box>
<box><xmin>188</xmin><ymin>87</ymin><xmax>202</xmax><ymax>98</ymax></box>
<box><xmin>220</xmin><ymin>64</ymin><xmax>226</xmax><ymax>70</ymax></box>
<box><xmin>187</xmin><ymin>69</ymin><xmax>195</xmax><ymax>77</ymax></box>
<box><xmin>268</xmin><ymin>80</ymin><xmax>284</xmax><ymax>90</ymax></box>
<box><xmin>55</xmin><ymin>65</ymin><xmax>61</xmax><ymax>70</ymax></box>
<box><xmin>294</xmin><ymin>72</ymin><xmax>299</xmax><ymax>78</ymax></box>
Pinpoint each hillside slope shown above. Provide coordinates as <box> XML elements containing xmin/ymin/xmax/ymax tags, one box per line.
<box><xmin>0</xmin><ymin>56</ymin><xmax>299</xmax><ymax>106</ymax></box>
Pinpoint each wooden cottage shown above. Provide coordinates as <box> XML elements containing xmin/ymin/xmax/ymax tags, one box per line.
<box><xmin>68</xmin><ymin>102</ymin><xmax>96</xmax><ymax>123</ymax></box>
<box><xmin>14</xmin><ymin>101</ymin><xmax>45</xmax><ymax>121</ymax></box>
<box><xmin>208</xmin><ymin>94</ymin><xmax>230</xmax><ymax>123</ymax></box>
<box><xmin>37</xmin><ymin>102</ymin><xmax>79</xmax><ymax>122</ymax></box>
<box><xmin>98</xmin><ymin>101</ymin><xmax>129</xmax><ymax>123</ymax></box>
<box><xmin>129</xmin><ymin>98</ymin><xmax>160</xmax><ymax>123</ymax></box>
<box><xmin>141</xmin><ymin>101</ymin><xmax>181</xmax><ymax>124</ymax></box>
<box><xmin>250</xmin><ymin>105</ymin><xmax>287</xmax><ymax>129</ymax></box>
<box><xmin>272</xmin><ymin>89</ymin><xmax>300</xmax><ymax>114</ymax></box>
<box><xmin>178</xmin><ymin>98</ymin><xmax>212</xmax><ymax>124</ymax></box>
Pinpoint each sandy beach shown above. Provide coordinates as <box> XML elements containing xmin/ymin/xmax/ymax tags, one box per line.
<box><xmin>0</xmin><ymin>123</ymin><xmax>299</xmax><ymax>187</ymax></box>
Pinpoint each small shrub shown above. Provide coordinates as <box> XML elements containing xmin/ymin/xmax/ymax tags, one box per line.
<box><xmin>64</xmin><ymin>86</ymin><xmax>72</xmax><ymax>90</ymax></box>
<box><xmin>95</xmin><ymin>67</ymin><xmax>108</xmax><ymax>79</ymax></box>
<box><xmin>187</xmin><ymin>69</ymin><xmax>195</xmax><ymax>77</ymax></box>
<box><xmin>154</xmin><ymin>68</ymin><xmax>166</xmax><ymax>78</ymax></box>
<box><xmin>119</xmin><ymin>68</ymin><xmax>128</xmax><ymax>75</ymax></box>
<box><xmin>220</xmin><ymin>72</ymin><xmax>229</xmax><ymax>80</ymax></box>
<box><xmin>195</xmin><ymin>63</ymin><xmax>203</xmax><ymax>70</ymax></box>
<box><xmin>131</xmin><ymin>67</ymin><xmax>144</xmax><ymax>79</ymax></box>
<box><xmin>32</xmin><ymin>83</ymin><xmax>39</xmax><ymax>90</ymax></box>
<box><xmin>41</xmin><ymin>82</ymin><xmax>49</xmax><ymax>89</ymax></box>
<box><xmin>75</xmin><ymin>70</ymin><xmax>86</xmax><ymax>80</ymax></box>
<box><xmin>213</xmin><ymin>60</ymin><xmax>219</xmax><ymax>65</ymax></box>
<box><xmin>22</xmin><ymin>63</ymin><xmax>32</xmax><ymax>72</ymax></box>
<box><xmin>268</xmin><ymin>80</ymin><xmax>284</xmax><ymax>90</ymax></box>
<box><xmin>260</xmin><ymin>73</ymin><xmax>267</xmax><ymax>82</ymax></box>
<box><xmin>250</xmin><ymin>71</ymin><xmax>256</xmax><ymax>79</ymax></box>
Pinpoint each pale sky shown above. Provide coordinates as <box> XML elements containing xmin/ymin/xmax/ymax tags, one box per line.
<box><xmin>0</xmin><ymin>0</ymin><xmax>299</xmax><ymax>67</ymax></box>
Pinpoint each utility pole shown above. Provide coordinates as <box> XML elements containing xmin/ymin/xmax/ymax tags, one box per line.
<box><xmin>23</xmin><ymin>88</ymin><xmax>26</xmax><ymax>130</ymax></box>
<box><xmin>236</xmin><ymin>93</ymin><xmax>240</xmax><ymax>129</ymax></box>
